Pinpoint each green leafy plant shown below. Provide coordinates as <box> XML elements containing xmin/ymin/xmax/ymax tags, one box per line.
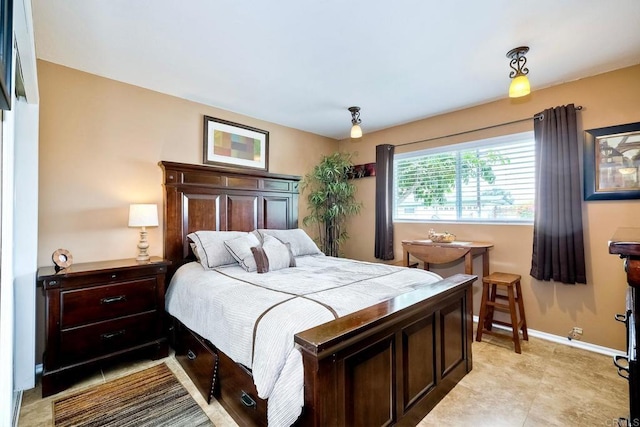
<box><xmin>396</xmin><ymin>151</ymin><xmax>507</xmax><ymax>207</ymax></box>
<box><xmin>301</xmin><ymin>152</ymin><xmax>362</xmax><ymax>257</ymax></box>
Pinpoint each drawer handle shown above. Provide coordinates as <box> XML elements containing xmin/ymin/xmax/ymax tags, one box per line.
<box><xmin>101</xmin><ymin>295</ymin><xmax>127</xmax><ymax>304</ymax></box>
<box><xmin>240</xmin><ymin>391</ymin><xmax>256</xmax><ymax>409</ymax></box>
<box><xmin>614</xmin><ymin>313</ymin><xmax>627</xmax><ymax>323</ymax></box>
<box><xmin>612</xmin><ymin>355</ymin><xmax>629</xmax><ymax>380</ymax></box>
<box><xmin>101</xmin><ymin>330</ymin><xmax>125</xmax><ymax>340</ymax></box>
<box><xmin>187</xmin><ymin>350</ymin><xmax>197</xmax><ymax>360</ymax></box>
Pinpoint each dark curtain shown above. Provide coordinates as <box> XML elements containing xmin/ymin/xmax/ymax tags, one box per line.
<box><xmin>375</xmin><ymin>144</ymin><xmax>395</xmax><ymax>260</ymax></box>
<box><xmin>530</xmin><ymin>104</ymin><xmax>586</xmax><ymax>284</ymax></box>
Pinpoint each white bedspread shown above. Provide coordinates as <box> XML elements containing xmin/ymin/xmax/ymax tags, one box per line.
<box><xmin>165</xmin><ymin>255</ymin><xmax>443</xmax><ymax>426</ymax></box>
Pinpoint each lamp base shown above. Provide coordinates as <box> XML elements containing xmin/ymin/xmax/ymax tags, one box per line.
<box><xmin>136</xmin><ymin>228</ymin><xmax>151</xmax><ymax>262</ymax></box>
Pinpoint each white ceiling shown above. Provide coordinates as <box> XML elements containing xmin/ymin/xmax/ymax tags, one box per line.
<box><xmin>31</xmin><ymin>1</ymin><xmax>640</xmax><ymax>140</ymax></box>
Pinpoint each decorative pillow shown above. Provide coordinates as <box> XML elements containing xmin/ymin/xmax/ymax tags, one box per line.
<box><xmin>251</xmin><ymin>235</ymin><xmax>296</xmax><ymax>273</ymax></box>
<box><xmin>187</xmin><ymin>231</ymin><xmax>249</xmax><ymax>269</ymax></box>
<box><xmin>223</xmin><ymin>233</ymin><xmax>261</xmax><ymax>272</ymax></box>
<box><xmin>189</xmin><ymin>242</ymin><xmax>201</xmax><ymax>262</ymax></box>
<box><xmin>257</xmin><ymin>228</ymin><xmax>323</xmax><ymax>257</ymax></box>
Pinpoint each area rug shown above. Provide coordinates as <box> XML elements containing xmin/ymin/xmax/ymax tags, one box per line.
<box><xmin>53</xmin><ymin>363</ymin><xmax>213</xmax><ymax>427</ymax></box>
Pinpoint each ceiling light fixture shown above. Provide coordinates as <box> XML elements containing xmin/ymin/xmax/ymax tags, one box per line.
<box><xmin>348</xmin><ymin>106</ymin><xmax>362</xmax><ymax>138</ymax></box>
<box><xmin>506</xmin><ymin>46</ymin><xmax>531</xmax><ymax>98</ymax></box>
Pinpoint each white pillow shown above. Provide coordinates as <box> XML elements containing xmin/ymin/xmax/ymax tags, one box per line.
<box><xmin>187</xmin><ymin>231</ymin><xmax>249</xmax><ymax>269</ymax></box>
<box><xmin>223</xmin><ymin>233</ymin><xmax>261</xmax><ymax>272</ymax></box>
<box><xmin>189</xmin><ymin>242</ymin><xmax>201</xmax><ymax>262</ymax></box>
<box><xmin>251</xmin><ymin>235</ymin><xmax>296</xmax><ymax>273</ymax></box>
<box><xmin>257</xmin><ymin>228</ymin><xmax>323</xmax><ymax>257</ymax></box>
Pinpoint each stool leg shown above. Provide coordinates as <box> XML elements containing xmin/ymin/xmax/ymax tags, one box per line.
<box><xmin>476</xmin><ymin>282</ymin><xmax>489</xmax><ymax>342</ymax></box>
<box><xmin>507</xmin><ymin>285</ymin><xmax>521</xmax><ymax>353</ymax></box>
<box><xmin>485</xmin><ymin>283</ymin><xmax>497</xmax><ymax>331</ymax></box>
<box><xmin>515</xmin><ymin>280</ymin><xmax>528</xmax><ymax>340</ymax></box>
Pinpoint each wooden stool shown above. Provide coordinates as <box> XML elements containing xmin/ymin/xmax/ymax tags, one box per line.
<box><xmin>476</xmin><ymin>272</ymin><xmax>528</xmax><ymax>353</ymax></box>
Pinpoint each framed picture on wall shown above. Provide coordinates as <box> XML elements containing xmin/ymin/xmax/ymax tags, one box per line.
<box><xmin>584</xmin><ymin>121</ymin><xmax>640</xmax><ymax>200</ymax></box>
<box><xmin>0</xmin><ymin>0</ymin><xmax>13</xmax><ymax>111</ymax></box>
<box><xmin>203</xmin><ymin>115</ymin><xmax>269</xmax><ymax>171</ymax></box>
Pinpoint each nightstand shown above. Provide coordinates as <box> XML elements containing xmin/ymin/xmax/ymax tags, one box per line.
<box><xmin>38</xmin><ymin>257</ymin><xmax>170</xmax><ymax>397</ymax></box>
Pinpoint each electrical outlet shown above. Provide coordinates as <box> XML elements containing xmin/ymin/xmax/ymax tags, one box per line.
<box><xmin>568</xmin><ymin>326</ymin><xmax>583</xmax><ymax>341</ymax></box>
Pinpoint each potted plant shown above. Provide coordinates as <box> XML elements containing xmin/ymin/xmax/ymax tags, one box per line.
<box><xmin>301</xmin><ymin>152</ymin><xmax>362</xmax><ymax>257</ymax></box>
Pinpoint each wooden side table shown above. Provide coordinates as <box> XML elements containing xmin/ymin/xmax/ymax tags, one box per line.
<box><xmin>38</xmin><ymin>257</ymin><xmax>170</xmax><ymax>396</ymax></box>
<box><xmin>401</xmin><ymin>239</ymin><xmax>493</xmax><ymax>278</ymax></box>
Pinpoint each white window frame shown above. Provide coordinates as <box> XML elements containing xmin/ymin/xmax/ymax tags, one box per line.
<box><xmin>393</xmin><ymin>131</ymin><xmax>535</xmax><ymax>225</ymax></box>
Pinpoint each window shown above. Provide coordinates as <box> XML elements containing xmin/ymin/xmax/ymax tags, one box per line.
<box><xmin>394</xmin><ymin>132</ymin><xmax>535</xmax><ymax>223</ymax></box>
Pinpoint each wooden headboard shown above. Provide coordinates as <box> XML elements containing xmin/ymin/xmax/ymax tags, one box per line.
<box><xmin>159</xmin><ymin>161</ymin><xmax>301</xmax><ymax>271</ymax></box>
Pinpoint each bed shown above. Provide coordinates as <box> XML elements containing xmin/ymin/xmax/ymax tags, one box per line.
<box><xmin>159</xmin><ymin>161</ymin><xmax>475</xmax><ymax>426</ymax></box>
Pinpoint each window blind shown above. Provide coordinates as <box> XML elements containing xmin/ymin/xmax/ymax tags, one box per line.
<box><xmin>394</xmin><ymin>132</ymin><xmax>535</xmax><ymax>223</ymax></box>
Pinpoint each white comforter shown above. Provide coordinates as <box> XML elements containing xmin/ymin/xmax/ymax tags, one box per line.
<box><xmin>165</xmin><ymin>255</ymin><xmax>442</xmax><ymax>426</ymax></box>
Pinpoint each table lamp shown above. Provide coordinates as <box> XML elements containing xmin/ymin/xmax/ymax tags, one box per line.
<box><xmin>128</xmin><ymin>203</ymin><xmax>159</xmax><ymax>261</ymax></box>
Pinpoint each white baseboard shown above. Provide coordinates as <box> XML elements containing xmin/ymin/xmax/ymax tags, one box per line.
<box><xmin>472</xmin><ymin>315</ymin><xmax>626</xmax><ymax>357</ymax></box>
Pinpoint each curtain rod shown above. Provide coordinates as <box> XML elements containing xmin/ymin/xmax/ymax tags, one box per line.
<box><xmin>395</xmin><ymin>105</ymin><xmax>583</xmax><ymax>148</ymax></box>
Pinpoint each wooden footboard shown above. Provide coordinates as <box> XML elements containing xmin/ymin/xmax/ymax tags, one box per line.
<box><xmin>295</xmin><ymin>273</ymin><xmax>475</xmax><ymax>426</ymax></box>
<box><xmin>171</xmin><ymin>273</ymin><xmax>474</xmax><ymax>427</ymax></box>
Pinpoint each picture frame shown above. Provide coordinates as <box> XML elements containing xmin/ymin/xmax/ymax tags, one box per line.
<box><xmin>203</xmin><ymin>115</ymin><xmax>269</xmax><ymax>171</ymax></box>
<box><xmin>584</xmin><ymin>121</ymin><xmax>640</xmax><ymax>201</ymax></box>
<box><xmin>0</xmin><ymin>0</ymin><xmax>13</xmax><ymax>111</ymax></box>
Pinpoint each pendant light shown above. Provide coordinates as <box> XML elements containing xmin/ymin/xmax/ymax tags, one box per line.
<box><xmin>506</xmin><ymin>46</ymin><xmax>531</xmax><ymax>98</ymax></box>
<box><xmin>348</xmin><ymin>106</ymin><xmax>362</xmax><ymax>138</ymax></box>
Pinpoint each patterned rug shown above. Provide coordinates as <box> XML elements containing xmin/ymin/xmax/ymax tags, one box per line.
<box><xmin>53</xmin><ymin>363</ymin><xmax>213</xmax><ymax>427</ymax></box>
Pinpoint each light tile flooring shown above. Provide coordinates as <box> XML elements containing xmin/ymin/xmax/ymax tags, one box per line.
<box><xmin>20</xmin><ymin>331</ymin><xmax>629</xmax><ymax>426</ymax></box>
<box><xmin>420</xmin><ymin>332</ymin><xmax>629</xmax><ymax>426</ymax></box>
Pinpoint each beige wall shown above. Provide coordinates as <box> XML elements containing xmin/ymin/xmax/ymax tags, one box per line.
<box><xmin>37</xmin><ymin>60</ymin><xmax>338</xmax><ymax>266</ymax></box>
<box><xmin>36</xmin><ymin>60</ymin><xmax>338</xmax><ymax>361</ymax></box>
<box><xmin>339</xmin><ymin>64</ymin><xmax>640</xmax><ymax>351</ymax></box>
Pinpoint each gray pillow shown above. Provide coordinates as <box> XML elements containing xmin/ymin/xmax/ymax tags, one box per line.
<box><xmin>257</xmin><ymin>228</ymin><xmax>323</xmax><ymax>257</ymax></box>
<box><xmin>187</xmin><ymin>231</ymin><xmax>249</xmax><ymax>269</ymax></box>
<box><xmin>251</xmin><ymin>235</ymin><xmax>296</xmax><ymax>273</ymax></box>
<box><xmin>223</xmin><ymin>233</ymin><xmax>261</xmax><ymax>272</ymax></box>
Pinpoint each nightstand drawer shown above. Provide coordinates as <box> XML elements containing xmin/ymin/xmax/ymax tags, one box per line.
<box><xmin>61</xmin><ymin>278</ymin><xmax>157</xmax><ymax>328</ymax></box>
<box><xmin>60</xmin><ymin>311</ymin><xmax>158</xmax><ymax>365</ymax></box>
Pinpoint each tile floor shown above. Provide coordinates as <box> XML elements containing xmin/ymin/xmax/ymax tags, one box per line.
<box><xmin>420</xmin><ymin>332</ymin><xmax>629</xmax><ymax>426</ymax></box>
<box><xmin>19</xmin><ymin>331</ymin><xmax>629</xmax><ymax>426</ymax></box>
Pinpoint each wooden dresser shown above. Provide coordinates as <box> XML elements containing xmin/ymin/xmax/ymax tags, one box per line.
<box><xmin>609</xmin><ymin>228</ymin><xmax>639</xmax><ymax>425</ymax></box>
<box><xmin>38</xmin><ymin>257</ymin><xmax>169</xmax><ymax>396</ymax></box>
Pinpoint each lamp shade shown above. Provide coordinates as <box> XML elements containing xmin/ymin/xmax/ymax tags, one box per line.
<box><xmin>128</xmin><ymin>204</ymin><xmax>159</xmax><ymax>227</ymax></box>
<box><xmin>350</xmin><ymin>124</ymin><xmax>362</xmax><ymax>139</ymax></box>
<box><xmin>509</xmin><ymin>74</ymin><xmax>531</xmax><ymax>98</ymax></box>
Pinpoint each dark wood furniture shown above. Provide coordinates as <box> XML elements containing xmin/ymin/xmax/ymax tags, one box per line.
<box><xmin>38</xmin><ymin>257</ymin><xmax>169</xmax><ymax>397</ymax></box>
<box><xmin>402</xmin><ymin>239</ymin><xmax>493</xmax><ymax>278</ymax></box>
<box><xmin>161</xmin><ymin>161</ymin><xmax>476</xmax><ymax>426</ymax></box>
<box><xmin>475</xmin><ymin>272</ymin><xmax>528</xmax><ymax>353</ymax></box>
<box><xmin>609</xmin><ymin>228</ymin><xmax>639</xmax><ymax>425</ymax></box>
